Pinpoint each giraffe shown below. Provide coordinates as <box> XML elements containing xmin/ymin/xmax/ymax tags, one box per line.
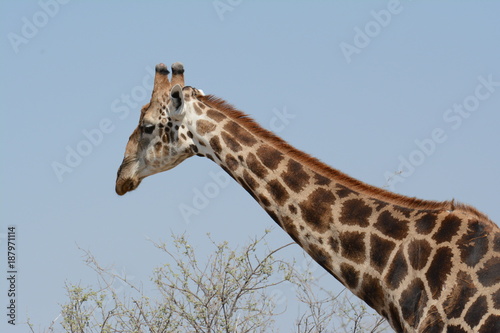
<box><xmin>115</xmin><ymin>63</ymin><xmax>500</xmax><ymax>332</ymax></box>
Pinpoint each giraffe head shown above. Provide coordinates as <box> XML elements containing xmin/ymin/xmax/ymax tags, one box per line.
<box><xmin>115</xmin><ymin>62</ymin><xmax>202</xmax><ymax>195</ymax></box>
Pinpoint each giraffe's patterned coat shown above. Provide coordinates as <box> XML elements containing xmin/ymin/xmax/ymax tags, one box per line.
<box><xmin>116</xmin><ymin>63</ymin><xmax>500</xmax><ymax>332</ymax></box>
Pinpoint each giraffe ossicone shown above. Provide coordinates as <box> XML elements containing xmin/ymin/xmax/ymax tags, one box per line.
<box><xmin>115</xmin><ymin>62</ymin><xmax>500</xmax><ymax>332</ymax></box>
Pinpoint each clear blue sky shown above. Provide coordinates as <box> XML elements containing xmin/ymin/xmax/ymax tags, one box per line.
<box><xmin>1</xmin><ymin>1</ymin><xmax>499</xmax><ymax>331</ymax></box>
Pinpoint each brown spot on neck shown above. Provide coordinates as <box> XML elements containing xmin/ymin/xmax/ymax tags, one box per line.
<box><xmin>457</xmin><ymin>220</ymin><xmax>490</xmax><ymax>267</ymax></box>
<box><xmin>415</xmin><ymin>212</ymin><xmax>437</xmax><ymax>235</ymax></box>
<box><xmin>221</xmin><ymin>131</ymin><xmax>242</xmax><ymax>152</ymax></box>
<box><xmin>246</xmin><ymin>152</ymin><xmax>268</xmax><ymax>178</ymax></box>
<box><xmin>196</xmin><ymin>119</ymin><xmax>216</xmax><ymax>135</ymax></box>
<box><xmin>399</xmin><ymin>278</ymin><xmax>428</xmax><ymax>328</ymax></box>
<box><xmin>339</xmin><ymin>198</ymin><xmax>372</xmax><ymax>227</ymax></box>
<box><xmin>370</xmin><ymin>234</ymin><xmax>396</xmax><ymax>274</ymax></box>
<box><xmin>281</xmin><ymin>159</ymin><xmax>310</xmax><ymax>193</ymax></box>
<box><xmin>206</xmin><ymin>109</ymin><xmax>227</xmax><ymax>121</ymax></box>
<box><xmin>209</xmin><ymin>136</ymin><xmax>222</xmax><ymax>154</ymax></box>
<box><xmin>358</xmin><ymin>273</ymin><xmax>386</xmax><ymax>311</ymax></box>
<box><xmin>339</xmin><ymin>231</ymin><xmax>366</xmax><ymax>264</ymax></box>
<box><xmin>340</xmin><ymin>263</ymin><xmax>360</xmax><ymax>289</ymax></box>
<box><xmin>407</xmin><ymin>239</ymin><xmax>432</xmax><ymax>270</ymax></box>
<box><xmin>298</xmin><ymin>188</ymin><xmax>336</xmax><ymax>233</ymax></box>
<box><xmin>432</xmin><ymin>214</ymin><xmax>462</xmax><ymax>243</ymax></box>
<box><xmin>266</xmin><ymin>179</ymin><xmax>289</xmax><ymax>206</ymax></box>
<box><xmin>443</xmin><ymin>271</ymin><xmax>477</xmax><ymax>319</ymax></box>
<box><xmin>256</xmin><ymin>145</ymin><xmax>283</xmax><ymax>170</ymax></box>
<box><xmin>193</xmin><ymin>103</ymin><xmax>203</xmax><ymax>115</ymax></box>
<box><xmin>425</xmin><ymin>247</ymin><xmax>453</xmax><ymax>299</ymax></box>
<box><xmin>375</xmin><ymin>211</ymin><xmax>409</xmax><ymax>240</ymax></box>
<box><xmin>464</xmin><ymin>296</ymin><xmax>488</xmax><ymax>328</ymax></box>
<box><xmin>384</xmin><ymin>248</ymin><xmax>409</xmax><ymax>290</ymax></box>
<box><xmin>223</xmin><ymin>121</ymin><xmax>258</xmax><ymax>147</ymax></box>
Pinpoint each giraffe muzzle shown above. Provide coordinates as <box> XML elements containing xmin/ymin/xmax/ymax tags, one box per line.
<box><xmin>115</xmin><ymin>177</ymin><xmax>141</xmax><ymax>196</ymax></box>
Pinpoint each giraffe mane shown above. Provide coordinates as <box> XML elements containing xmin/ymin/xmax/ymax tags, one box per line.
<box><xmin>198</xmin><ymin>94</ymin><xmax>490</xmax><ymax>221</ymax></box>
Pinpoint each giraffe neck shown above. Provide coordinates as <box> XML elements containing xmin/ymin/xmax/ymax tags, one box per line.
<box><xmin>186</xmin><ymin>95</ymin><xmax>500</xmax><ymax>332</ymax></box>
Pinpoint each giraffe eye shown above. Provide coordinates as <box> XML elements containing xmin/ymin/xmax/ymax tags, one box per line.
<box><xmin>142</xmin><ymin>124</ymin><xmax>155</xmax><ymax>134</ymax></box>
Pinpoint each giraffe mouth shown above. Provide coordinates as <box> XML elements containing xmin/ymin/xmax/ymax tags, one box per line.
<box><xmin>116</xmin><ymin>156</ymin><xmax>143</xmax><ymax>195</ymax></box>
<box><xmin>115</xmin><ymin>177</ymin><xmax>142</xmax><ymax>196</ymax></box>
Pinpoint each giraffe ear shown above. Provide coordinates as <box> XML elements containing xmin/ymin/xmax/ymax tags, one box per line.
<box><xmin>169</xmin><ymin>84</ymin><xmax>184</xmax><ymax>119</ymax></box>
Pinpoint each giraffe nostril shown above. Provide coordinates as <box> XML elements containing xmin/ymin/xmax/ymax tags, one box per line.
<box><xmin>126</xmin><ymin>180</ymin><xmax>134</xmax><ymax>191</ymax></box>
